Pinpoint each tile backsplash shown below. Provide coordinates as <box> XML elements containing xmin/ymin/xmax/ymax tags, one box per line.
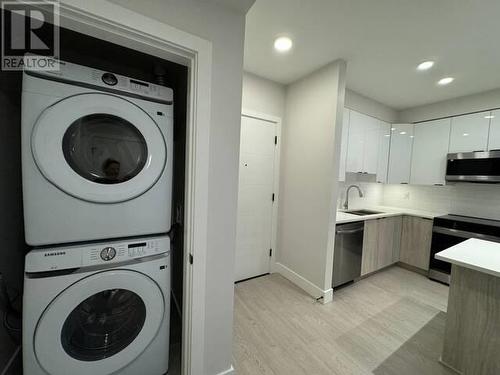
<box><xmin>383</xmin><ymin>183</ymin><xmax>500</xmax><ymax>220</ymax></box>
<box><xmin>337</xmin><ymin>182</ymin><xmax>384</xmax><ymax>209</ymax></box>
<box><xmin>338</xmin><ymin>181</ymin><xmax>500</xmax><ymax>221</ymax></box>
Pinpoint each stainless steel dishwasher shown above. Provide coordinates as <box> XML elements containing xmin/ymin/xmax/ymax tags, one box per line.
<box><xmin>332</xmin><ymin>221</ymin><xmax>364</xmax><ymax>288</ymax></box>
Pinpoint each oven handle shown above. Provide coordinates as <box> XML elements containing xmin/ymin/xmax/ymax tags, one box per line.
<box><xmin>336</xmin><ymin>227</ymin><xmax>364</xmax><ymax>235</ymax></box>
<box><xmin>433</xmin><ymin>226</ymin><xmax>500</xmax><ymax>243</ymax></box>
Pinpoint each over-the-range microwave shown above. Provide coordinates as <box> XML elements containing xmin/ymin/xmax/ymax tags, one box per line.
<box><xmin>446</xmin><ymin>150</ymin><xmax>500</xmax><ymax>183</ymax></box>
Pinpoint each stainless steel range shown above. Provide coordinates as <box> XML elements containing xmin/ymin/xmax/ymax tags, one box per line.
<box><xmin>429</xmin><ymin>214</ymin><xmax>500</xmax><ymax>284</ymax></box>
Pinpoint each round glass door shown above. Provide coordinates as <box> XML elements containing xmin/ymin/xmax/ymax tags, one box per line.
<box><xmin>61</xmin><ymin>289</ymin><xmax>146</xmax><ymax>361</ymax></box>
<box><xmin>34</xmin><ymin>270</ymin><xmax>164</xmax><ymax>375</ymax></box>
<box><xmin>31</xmin><ymin>93</ymin><xmax>166</xmax><ymax>203</ymax></box>
<box><xmin>62</xmin><ymin>114</ymin><xmax>148</xmax><ymax>185</ymax></box>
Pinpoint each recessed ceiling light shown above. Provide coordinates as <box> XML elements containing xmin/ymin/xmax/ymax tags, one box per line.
<box><xmin>417</xmin><ymin>61</ymin><xmax>434</xmax><ymax>71</ymax></box>
<box><xmin>438</xmin><ymin>77</ymin><xmax>454</xmax><ymax>86</ymax></box>
<box><xmin>485</xmin><ymin>115</ymin><xmax>495</xmax><ymax>119</ymax></box>
<box><xmin>274</xmin><ymin>36</ymin><xmax>293</xmax><ymax>52</ymax></box>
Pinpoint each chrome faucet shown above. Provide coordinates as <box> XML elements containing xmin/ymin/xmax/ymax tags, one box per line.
<box><xmin>343</xmin><ymin>184</ymin><xmax>364</xmax><ymax>210</ymax></box>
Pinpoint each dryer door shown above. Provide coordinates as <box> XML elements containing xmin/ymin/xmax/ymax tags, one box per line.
<box><xmin>31</xmin><ymin>93</ymin><xmax>166</xmax><ymax>203</ymax></box>
<box><xmin>34</xmin><ymin>270</ymin><xmax>165</xmax><ymax>375</ymax></box>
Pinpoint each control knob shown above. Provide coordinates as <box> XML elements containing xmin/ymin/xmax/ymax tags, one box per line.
<box><xmin>100</xmin><ymin>247</ymin><xmax>116</xmax><ymax>261</ymax></box>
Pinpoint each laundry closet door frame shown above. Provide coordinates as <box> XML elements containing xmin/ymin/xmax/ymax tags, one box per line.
<box><xmin>241</xmin><ymin>109</ymin><xmax>282</xmax><ymax>274</ymax></box>
<box><xmin>51</xmin><ymin>1</ymin><xmax>213</xmax><ymax>374</ymax></box>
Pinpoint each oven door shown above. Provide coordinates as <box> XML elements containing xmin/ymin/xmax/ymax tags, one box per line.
<box><xmin>429</xmin><ymin>226</ymin><xmax>500</xmax><ymax>283</ymax></box>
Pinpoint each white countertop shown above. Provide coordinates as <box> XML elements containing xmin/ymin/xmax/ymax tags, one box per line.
<box><xmin>336</xmin><ymin>205</ymin><xmax>444</xmax><ymax>224</ymax></box>
<box><xmin>435</xmin><ymin>239</ymin><xmax>500</xmax><ymax>278</ymax></box>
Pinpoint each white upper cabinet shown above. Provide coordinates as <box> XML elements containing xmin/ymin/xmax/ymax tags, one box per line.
<box><xmin>387</xmin><ymin>124</ymin><xmax>414</xmax><ymax>184</ymax></box>
<box><xmin>376</xmin><ymin>121</ymin><xmax>391</xmax><ymax>183</ymax></box>
<box><xmin>449</xmin><ymin>111</ymin><xmax>490</xmax><ymax>153</ymax></box>
<box><xmin>363</xmin><ymin>116</ymin><xmax>382</xmax><ymax>174</ymax></box>
<box><xmin>338</xmin><ymin>108</ymin><xmax>350</xmax><ymax>181</ymax></box>
<box><xmin>346</xmin><ymin>110</ymin><xmax>368</xmax><ymax>173</ymax></box>
<box><xmin>410</xmin><ymin>118</ymin><xmax>451</xmax><ymax>186</ymax></box>
<box><xmin>346</xmin><ymin>110</ymin><xmax>382</xmax><ymax>175</ymax></box>
<box><xmin>487</xmin><ymin>110</ymin><xmax>500</xmax><ymax>151</ymax></box>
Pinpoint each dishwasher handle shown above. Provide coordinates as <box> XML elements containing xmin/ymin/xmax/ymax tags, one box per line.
<box><xmin>336</xmin><ymin>227</ymin><xmax>364</xmax><ymax>235</ymax></box>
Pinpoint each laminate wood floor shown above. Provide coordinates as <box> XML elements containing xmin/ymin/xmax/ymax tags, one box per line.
<box><xmin>233</xmin><ymin>266</ymin><xmax>453</xmax><ymax>375</ymax></box>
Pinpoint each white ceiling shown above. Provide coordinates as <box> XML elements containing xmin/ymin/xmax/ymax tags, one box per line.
<box><xmin>244</xmin><ymin>0</ymin><xmax>500</xmax><ymax>110</ymax></box>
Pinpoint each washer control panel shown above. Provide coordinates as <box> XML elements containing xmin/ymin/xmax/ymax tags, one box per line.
<box><xmin>25</xmin><ymin>236</ymin><xmax>170</xmax><ymax>273</ymax></box>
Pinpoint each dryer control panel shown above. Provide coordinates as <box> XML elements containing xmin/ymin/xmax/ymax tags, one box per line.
<box><xmin>25</xmin><ymin>235</ymin><xmax>170</xmax><ymax>273</ymax></box>
<box><xmin>23</xmin><ymin>55</ymin><xmax>173</xmax><ymax>104</ymax></box>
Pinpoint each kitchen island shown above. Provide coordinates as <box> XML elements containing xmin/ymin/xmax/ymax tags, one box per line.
<box><xmin>436</xmin><ymin>238</ymin><xmax>500</xmax><ymax>374</ymax></box>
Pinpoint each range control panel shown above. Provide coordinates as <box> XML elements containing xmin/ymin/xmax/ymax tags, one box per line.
<box><xmin>25</xmin><ymin>236</ymin><xmax>170</xmax><ymax>273</ymax></box>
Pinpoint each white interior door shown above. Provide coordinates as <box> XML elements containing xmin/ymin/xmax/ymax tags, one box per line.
<box><xmin>235</xmin><ymin>115</ymin><xmax>277</xmax><ymax>281</ymax></box>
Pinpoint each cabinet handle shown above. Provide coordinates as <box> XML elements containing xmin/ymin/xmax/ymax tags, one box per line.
<box><xmin>400</xmin><ymin>182</ymin><xmax>408</xmax><ymax>185</ymax></box>
<box><xmin>433</xmin><ymin>183</ymin><xmax>444</xmax><ymax>186</ymax></box>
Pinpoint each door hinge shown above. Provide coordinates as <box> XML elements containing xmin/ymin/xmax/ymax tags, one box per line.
<box><xmin>274</xmin><ymin>136</ymin><xmax>277</xmax><ymax>145</ymax></box>
<box><xmin>272</xmin><ymin>193</ymin><xmax>275</xmax><ymax>202</ymax></box>
<box><xmin>269</xmin><ymin>248</ymin><xmax>273</xmax><ymax>257</ymax></box>
<box><xmin>189</xmin><ymin>253</ymin><xmax>193</xmax><ymax>265</ymax></box>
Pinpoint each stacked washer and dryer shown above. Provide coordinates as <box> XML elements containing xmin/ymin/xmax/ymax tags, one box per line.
<box><xmin>21</xmin><ymin>58</ymin><xmax>174</xmax><ymax>375</ymax></box>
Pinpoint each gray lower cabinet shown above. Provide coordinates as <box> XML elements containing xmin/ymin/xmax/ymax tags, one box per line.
<box><xmin>361</xmin><ymin>216</ymin><xmax>402</xmax><ymax>276</ymax></box>
<box><xmin>379</xmin><ymin>216</ymin><xmax>402</xmax><ymax>268</ymax></box>
<box><xmin>399</xmin><ymin>216</ymin><xmax>433</xmax><ymax>270</ymax></box>
<box><xmin>361</xmin><ymin>220</ymin><xmax>379</xmax><ymax>275</ymax></box>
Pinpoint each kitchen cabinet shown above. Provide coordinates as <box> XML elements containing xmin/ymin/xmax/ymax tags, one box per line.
<box><xmin>387</xmin><ymin>124</ymin><xmax>414</xmax><ymax>184</ymax></box>
<box><xmin>449</xmin><ymin>111</ymin><xmax>490</xmax><ymax>153</ymax></box>
<box><xmin>338</xmin><ymin>108</ymin><xmax>350</xmax><ymax>181</ymax></box>
<box><xmin>346</xmin><ymin>110</ymin><xmax>382</xmax><ymax>175</ymax></box>
<box><xmin>378</xmin><ymin>216</ymin><xmax>402</xmax><ymax>268</ymax></box>
<box><xmin>410</xmin><ymin>118</ymin><xmax>451</xmax><ymax>186</ymax></box>
<box><xmin>346</xmin><ymin>110</ymin><xmax>366</xmax><ymax>173</ymax></box>
<box><xmin>399</xmin><ymin>216</ymin><xmax>433</xmax><ymax>271</ymax></box>
<box><xmin>361</xmin><ymin>216</ymin><xmax>402</xmax><ymax>275</ymax></box>
<box><xmin>361</xmin><ymin>219</ymin><xmax>378</xmax><ymax>275</ymax></box>
<box><xmin>487</xmin><ymin>110</ymin><xmax>500</xmax><ymax>151</ymax></box>
<box><xmin>376</xmin><ymin>121</ymin><xmax>391</xmax><ymax>183</ymax></box>
<box><xmin>346</xmin><ymin>110</ymin><xmax>390</xmax><ymax>178</ymax></box>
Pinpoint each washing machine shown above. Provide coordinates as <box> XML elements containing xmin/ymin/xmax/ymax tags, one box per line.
<box><xmin>23</xmin><ymin>235</ymin><xmax>171</xmax><ymax>375</ymax></box>
<box><xmin>21</xmin><ymin>57</ymin><xmax>174</xmax><ymax>246</ymax></box>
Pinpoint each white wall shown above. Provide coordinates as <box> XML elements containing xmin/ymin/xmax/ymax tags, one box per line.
<box><xmin>277</xmin><ymin>60</ymin><xmax>346</xmax><ymax>297</ymax></box>
<box><xmin>345</xmin><ymin>89</ymin><xmax>398</xmax><ymax>123</ymax></box>
<box><xmin>106</xmin><ymin>1</ymin><xmax>251</xmax><ymax>374</ymax></box>
<box><xmin>399</xmin><ymin>88</ymin><xmax>500</xmax><ymax>123</ymax></box>
<box><xmin>242</xmin><ymin>71</ymin><xmax>286</xmax><ymax>118</ymax></box>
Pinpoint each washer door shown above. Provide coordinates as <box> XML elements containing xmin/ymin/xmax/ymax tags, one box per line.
<box><xmin>34</xmin><ymin>270</ymin><xmax>165</xmax><ymax>375</ymax></box>
<box><xmin>31</xmin><ymin>93</ymin><xmax>166</xmax><ymax>203</ymax></box>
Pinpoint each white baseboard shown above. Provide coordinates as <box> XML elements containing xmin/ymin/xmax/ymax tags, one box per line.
<box><xmin>322</xmin><ymin>288</ymin><xmax>333</xmax><ymax>304</ymax></box>
<box><xmin>215</xmin><ymin>365</ymin><xmax>235</xmax><ymax>375</ymax></box>
<box><xmin>274</xmin><ymin>262</ymin><xmax>333</xmax><ymax>303</ymax></box>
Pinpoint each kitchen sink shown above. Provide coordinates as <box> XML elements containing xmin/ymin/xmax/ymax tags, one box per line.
<box><xmin>345</xmin><ymin>209</ymin><xmax>384</xmax><ymax>216</ymax></box>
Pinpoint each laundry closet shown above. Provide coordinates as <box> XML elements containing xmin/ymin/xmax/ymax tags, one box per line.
<box><xmin>0</xmin><ymin>11</ymin><xmax>188</xmax><ymax>374</ymax></box>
